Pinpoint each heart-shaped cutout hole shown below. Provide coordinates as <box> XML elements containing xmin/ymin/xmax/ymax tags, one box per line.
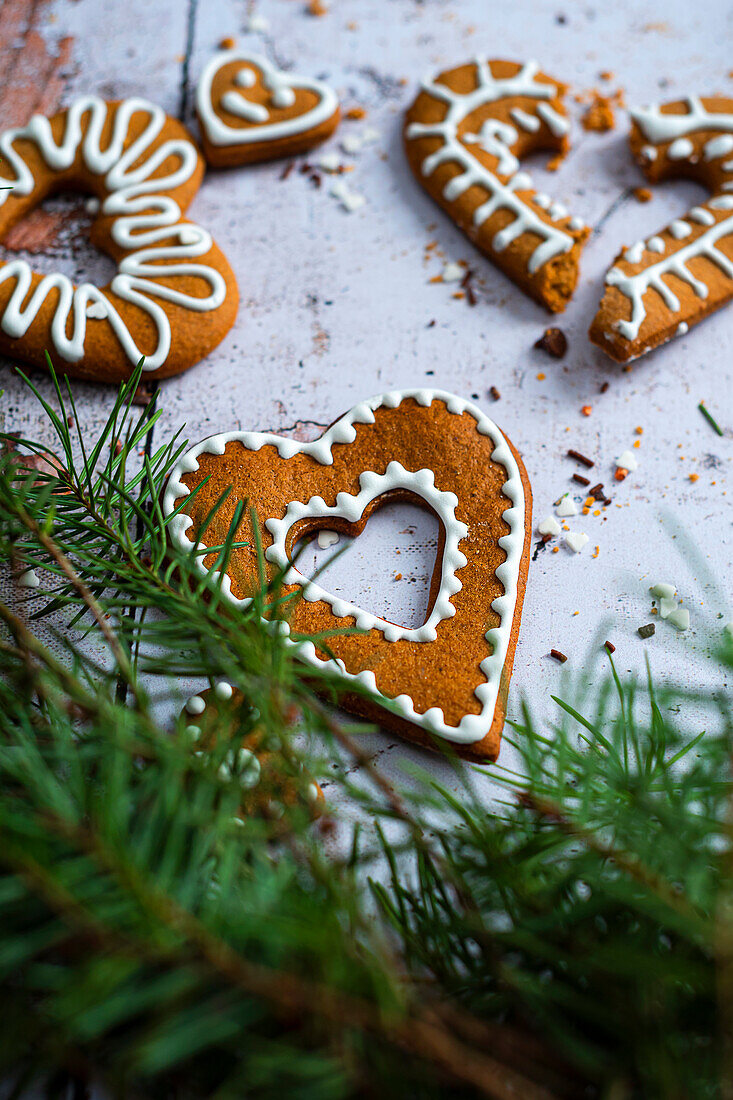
<box><xmin>291</xmin><ymin>498</ymin><xmax>441</xmax><ymax>631</ymax></box>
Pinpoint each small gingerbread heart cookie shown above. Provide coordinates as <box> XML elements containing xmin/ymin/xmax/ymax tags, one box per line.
<box><xmin>0</xmin><ymin>97</ymin><xmax>238</xmax><ymax>383</ymax></box>
<box><xmin>196</xmin><ymin>51</ymin><xmax>340</xmax><ymax>168</ymax></box>
<box><xmin>404</xmin><ymin>59</ymin><xmax>589</xmax><ymax>313</ymax></box>
<box><xmin>591</xmin><ymin>95</ymin><xmax>733</xmax><ymax>362</ymax></box>
<box><xmin>181</xmin><ymin>682</ymin><xmax>324</xmax><ymax>823</ymax></box>
<box><xmin>163</xmin><ymin>390</ymin><xmax>532</xmax><ymax>763</ymax></box>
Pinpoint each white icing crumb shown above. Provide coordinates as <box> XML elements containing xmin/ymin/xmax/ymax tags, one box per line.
<box><xmin>317</xmin><ymin>529</ymin><xmax>339</xmax><ymax>549</ymax></box>
<box><xmin>659</xmin><ymin>597</ymin><xmax>677</xmax><ymax>619</ymax></box>
<box><xmin>185</xmin><ymin>725</ymin><xmax>201</xmax><ymax>740</ymax></box>
<box><xmin>538</xmin><ymin>516</ymin><xmax>561</xmax><ymax>537</ymax></box>
<box><xmin>667</xmin><ymin>607</ymin><xmax>690</xmax><ymax>631</ymax></box>
<box><xmin>18</xmin><ymin>568</ymin><xmax>40</xmax><ymax>588</ymax></box>
<box><xmin>341</xmin><ymin>127</ymin><xmax>379</xmax><ymax>155</ymax></box>
<box><xmin>650</xmin><ymin>582</ymin><xmax>676</xmax><ymax>600</ymax></box>
<box><xmin>85</xmin><ymin>197</ymin><xmax>100</xmax><ymax>214</ymax></box>
<box><xmin>330</xmin><ymin>180</ymin><xmax>366</xmax><ymax>212</ymax></box>
<box><xmin>440</xmin><ymin>261</ymin><xmax>465</xmax><ymax>283</ymax></box>
<box><xmin>307</xmin><ymin>782</ymin><xmax>320</xmax><ymax>804</ymax></box>
<box><xmin>185</xmin><ymin>695</ymin><xmax>206</xmax><ymax>715</ymax></box>
<box><xmin>245</xmin><ymin>14</ymin><xmax>269</xmax><ymax>32</ymax></box>
<box><xmin>86</xmin><ymin>300</ymin><xmax>107</xmax><ymax>320</ymax></box>
<box><xmin>556</xmin><ymin>495</ymin><xmax>578</xmax><ymax>517</ymax></box>
<box><xmin>316</xmin><ymin>151</ymin><xmax>341</xmax><ymax>172</ymax></box>
<box><xmin>615</xmin><ymin>450</ymin><xmax>639</xmax><ymax>471</ymax></box>
<box><xmin>214</xmin><ymin>681</ymin><xmax>234</xmax><ymax>700</ymax></box>
<box><xmin>565</xmin><ymin>531</ymin><xmax>589</xmax><ymax>553</ymax></box>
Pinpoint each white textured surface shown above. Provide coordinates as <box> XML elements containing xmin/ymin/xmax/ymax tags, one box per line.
<box><xmin>1</xmin><ymin>0</ymin><xmax>731</xmax><ymax>796</ymax></box>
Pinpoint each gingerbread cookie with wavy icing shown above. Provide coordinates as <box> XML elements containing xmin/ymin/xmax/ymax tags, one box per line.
<box><xmin>180</xmin><ymin>682</ymin><xmax>324</xmax><ymax>824</ymax></box>
<box><xmin>591</xmin><ymin>96</ymin><xmax>733</xmax><ymax>362</ymax></box>
<box><xmin>404</xmin><ymin>59</ymin><xmax>589</xmax><ymax>312</ymax></box>
<box><xmin>0</xmin><ymin>97</ymin><xmax>238</xmax><ymax>383</ymax></box>
<box><xmin>196</xmin><ymin>51</ymin><xmax>340</xmax><ymax>168</ymax></box>
<box><xmin>163</xmin><ymin>390</ymin><xmax>532</xmax><ymax>763</ymax></box>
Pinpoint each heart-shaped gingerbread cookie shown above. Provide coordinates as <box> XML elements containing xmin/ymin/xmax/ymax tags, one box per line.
<box><xmin>404</xmin><ymin>59</ymin><xmax>589</xmax><ymax>313</ymax></box>
<box><xmin>196</xmin><ymin>51</ymin><xmax>340</xmax><ymax>168</ymax></box>
<box><xmin>163</xmin><ymin>390</ymin><xmax>532</xmax><ymax>763</ymax></box>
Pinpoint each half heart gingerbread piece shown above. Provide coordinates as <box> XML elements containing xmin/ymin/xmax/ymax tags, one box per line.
<box><xmin>163</xmin><ymin>390</ymin><xmax>533</xmax><ymax>763</ymax></box>
<box><xmin>404</xmin><ymin>58</ymin><xmax>590</xmax><ymax>312</ymax></box>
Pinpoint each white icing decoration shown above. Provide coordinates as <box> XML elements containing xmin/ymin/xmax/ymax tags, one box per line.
<box><xmin>464</xmin><ymin>119</ymin><xmax>519</xmax><ymax>176</ymax></box>
<box><xmin>537</xmin><ymin>516</ymin><xmax>560</xmax><ymax>536</ymax></box>
<box><xmin>0</xmin><ymin>97</ymin><xmax>227</xmax><ymax>370</ymax></box>
<box><xmin>624</xmin><ymin>241</ymin><xmax>645</xmax><ymax>264</ymax></box>
<box><xmin>705</xmin><ymin>135</ymin><xmax>733</xmax><ymax>160</ymax></box>
<box><xmin>330</xmin><ymin>180</ymin><xmax>366</xmax><ymax>212</ymax></box>
<box><xmin>197</xmin><ymin>51</ymin><xmax>338</xmax><ymax>148</ymax></box>
<box><xmin>641</xmin><ymin>145</ymin><xmax>657</xmax><ymax>161</ymax></box>
<box><xmin>689</xmin><ymin>205</ymin><xmax>715</xmax><ymax>225</ymax></box>
<box><xmin>265</xmin><ymin>463</ymin><xmax>468</xmax><ymax>644</ymax></box>
<box><xmin>317</xmin><ymin>529</ymin><xmax>339</xmax><ymax>549</ymax></box>
<box><xmin>316</xmin><ymin>151</ymin><xmax>341</xmax><ymax>171</ymax></box>
<box><xmin>565</xmin><ymin>531</ymin><xmax>588</xmax><ymax>553</ymax></box>
<box><xmin>677</xmin><ymin>321</ymin><xmax>689</xmax><ymax>335</ymax></box>
<box><xmin>162</xmin><ymin>389</ymin><xmax>526</xmax><ymax>748</ymax></box>
<box><xmin>405</xmin><ymin>60</ymin><xmax>577</xmax><ymax>275</ymax></box>
<box><xmin>615</xmin><ymin>450</ymin><xmax>638</xmax><ymax>471</ymax></box>
<box><xmin>670</xmin><ymin>219</ymin><xmax>691</xmax><ymax>239</ymax></box>
<box><xmin>510</xmin><ymin>107</ymin><xmax>540</xmax><ymax>133</ymax></box>
<box><xmin>647</xmin><ymin>236</ymin><xmax>665</xmax><ymax>253</ymax></box>
<box><xmin>84</xmin><ymin>196</ymin><xmax>100</xmax><ymax>214</ymax></box>
<box><xmin>536</xmin><ymin>102</ymin><xmax>570</xmax><ymax>137</ymax></box>
<box><xmin>568</xmin><ymin>216</ymin><xmax>585</xmax><ymax>231</ymax></box>
<box><xmin>668</xmin><ymin>137</ymin><xmax>694</xmax><ymax>160</ymax></box>
<box><xmin>214</xmin><ymin>681</ymin><xmax>234</xmax><ymax>700</ymax></box>
<box><xmin>631</xmin><ymin>97</ymin><xmax>733</xmax><ymax>145</ymax></box>
<box><xmin>606</xmin><ymin>211</ymin><xmax>733</xmax><ymax>341</ymax></box>
<box><xmin>235</xmin><ymin>68</ymin><xmax>257</xmax><ymax>89</ymax></box>
<box><xmin>86</xmin><ymin>300</ymin><xmax>108</xmax><ymax>319</ymax></box>
<box><xmin>186</xmin><ymin>695</ymin><xmax>206</xmax><ymax>715</ymax></box>
<box><xmin>650</xmin><ymin>582</ymin><xmax>676</xmax><ymax>599</ymax></box>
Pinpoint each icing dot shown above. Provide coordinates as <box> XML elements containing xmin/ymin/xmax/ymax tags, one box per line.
<box><xmin>668</xmin><ymin>137</ymin><xmax>694</xmax><ymax>159</ymax></box>
<box><xmin>623</xmin><ymin>241</ymin><xmax>645</xmax><ymax>264</ymax></box>
<box><xmin>214</xmin><ymin>681</ymin><xmax>234</xmax><ymax>700</ymax></box>
<box><xmin>235</xmin><ymin>748</ymin><xmax>261</xmax><ymax>790</ymax></box>
<box><xmin>704</xmin><ymin>135</ymin><xmax>733</xmax><ymax>161</ymax></box>
<box><xmin>271</xmin><ymin>86</ymin><xmax>296</xmax><ymax>109</ymax></box>
<box><xmin>689</xmin><ymin>206</ymin><xmax>715</xmax><ymax>226</ymax></box>
<box><xmin>641</xmin><ymin>145</ymin><xmax>657</xmax><ymax>161</ymax></box>
<box><xmin>85</xmin><ymin>197</ymin><xmax>100</xmax><ymax>214</ymax></box>
<box><xmin>568</xmin><ymin>216</ymin><xmax>585</xmax><ymax>231</ymax></box>
<box><xmin>185</xmin><ymin>725</ymin><xmax>201</xmax><ymax>740</ymax></box>
<box><xmin>646</xmin><ymin>236</ymin><xmax>665</xmax><ymax>253</ymax></box>
<box><xmin>669</xmin><ymin>219</ymin><xmax>691</xmax><ymax>239</ymax></box>
<box><xmin>186</xmin><ymin>695</ymin><xmax>206</xmax><ymax>715</ymax></box>
<box><xmin>677</xmin><ymin>321</ymin><xmax>689</xmax><ymax>336</ymax></box>
<box><xmin>533</xmin><ymin>192</ymin><xmax>551</xmax><ymax>209</ymax></box>
<box><xmin>235</xmin><ymin>68</ymin><xmax>257</xmax><ymax>89</ymax></box>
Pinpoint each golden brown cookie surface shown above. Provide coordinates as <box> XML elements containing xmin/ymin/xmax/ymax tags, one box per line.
<box><xmin>164</xmin><ymin>390</ymin><xmax>532</xmax><ymax>763</ymax></box>
<box><xmin>196</xmin><ymin>51</ymin><xmax>340</xmax><ymax>168</ymax></box>
<box><xmin>180</xmin><ymin>683</ymin><xmax>323</xmax><ymax>823</ymax></box>
<box><xmin>590</xmin><ymin>96</ymin><xmax>733</xmax><ymax>362</ymax></box>
<box><xmin>0</xmin><ymin>97</ymin><xmax>238</xmax><ymax>382</ymax></box>
<box><xmin>404</xmin><ymin>59</ymin><xmax>589</xmax><ymax>313</ymax></box>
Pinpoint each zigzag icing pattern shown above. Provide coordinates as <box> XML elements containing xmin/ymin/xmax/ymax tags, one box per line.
<box><xmin>0</xmin><ymin>97</ymin><xmax>228</xmax><ymax>370</ymax></box>
<box><xmin>405</xmin><ymin>59</ymin><xmax>583</xmax><ymax>274</ymax></box>
<box><xmin>602</xmin><ymin>98</ymin><xmax>733</xmax><ymax>349</ymax></box>
<box><xmin>163</xmin><ymin>389</ymin><xmax>525</xmax><ymax>747</ymax></box>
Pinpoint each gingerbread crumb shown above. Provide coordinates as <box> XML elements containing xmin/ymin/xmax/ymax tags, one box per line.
<box><xmin>634</xmin><ymin>187</ymin><xmax>653</xmax><ymax>203</ymax></box>
<box><xmin>346</xmin><ymin>107</ymin><xmax>367</xmax><ymax>120</ymax></box>
<box><xmin>218</xmin><ymin>36</ymin><xmax>236</xmax><ymax>49</ymax></box>
<box><xmin>579</xmin><ymin>88</ymin><xmax>625</xmax><ymax>133</ymax></box>
<box><xmin>307</xmin><ymin>0</ymin><xmax>328</xmax><ymax>14</ymax></box>
<box><xmin>534</xmin><ymin>327</ymin><xmax>568</xmax><ymax>358</ymax></box>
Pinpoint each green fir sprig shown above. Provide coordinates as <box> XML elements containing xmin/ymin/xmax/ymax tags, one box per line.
<box><xmin>0</xmin><ymin>361</ymin><xmax>731</xmax><ymax>1099</ymax></box>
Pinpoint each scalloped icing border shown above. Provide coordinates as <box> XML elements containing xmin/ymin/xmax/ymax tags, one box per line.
<box><xmin>162</xmin><ymin>389</ymin><xmax>525</xmax><ymax>747</ymax></box>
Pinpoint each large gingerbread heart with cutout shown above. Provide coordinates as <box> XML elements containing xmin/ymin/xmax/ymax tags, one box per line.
<box><xmin>163</xmin><ymin>390</ymin><xmax>532</xmax><ymax>763</ymax></box>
